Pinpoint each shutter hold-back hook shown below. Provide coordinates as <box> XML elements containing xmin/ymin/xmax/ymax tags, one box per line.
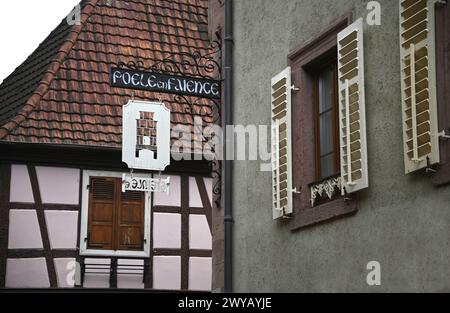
<box><xmin>425</xmin><ymin>156</ymin><xmax>437</xmax><ymax>174</ymax></box>
<box><xmin>291</xmin><ymin>186</ymin><xmax>301</xmax><ymax>195</ymax></box>
<box><xmin>438</xmin><ymin>128</ymin><xmax>450</xmax><ymax>140</ymax></box>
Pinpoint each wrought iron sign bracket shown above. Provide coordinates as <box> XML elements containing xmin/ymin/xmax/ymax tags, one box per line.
<box><xmin>115</xmin><ymin>33</ymin><xmax>223</xmax><ymax>207</ymax></box>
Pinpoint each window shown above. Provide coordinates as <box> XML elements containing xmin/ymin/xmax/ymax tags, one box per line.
<box><xmin>314</xmin><ymin>60</ymin><xmax>340</xmax><ymax>180</ymax></box>
<box><xmin>87</xmin><ymin>177</ymin><xmax>144</xmax><ymax>251</ymax></box>
<box><xmin>280</xmin><ymin>14</ymin><xmax>368</xmax><ymax>229</ymax></box>
<box><xmin>80</xmin><ymin>171</ymin><xmax>151</xmax><ymax>257</ymax></box>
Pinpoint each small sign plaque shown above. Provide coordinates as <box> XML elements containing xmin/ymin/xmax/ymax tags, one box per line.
<box><xmin>122</xmin><ymin>174</ymin><xmax>170</xmax><ymax>194</ymax></box>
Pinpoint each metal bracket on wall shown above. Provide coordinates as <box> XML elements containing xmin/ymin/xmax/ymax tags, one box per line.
<box><xmin>438</xmin><ymin>129</ymin><xmax>450</xmax><ymax>140</ymax></box>
<box><xmin>291</xmin><ymin>187</ymin><xmax>301</xmax><ymax>195</ymax></box>
<box><xmin>275</xmin><ymin>207</ymin><xmax>292</xmax><ymax>219</ymax></box>
<box><xmin>425</xmin><ymin>156</ymin><xmax>437</xmax><ymax>174</ymax></box>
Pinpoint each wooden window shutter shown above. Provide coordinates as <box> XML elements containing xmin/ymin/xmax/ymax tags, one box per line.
<box><xmin>87</xmin><ymin>177</ymin><xmax>115</xmax><ymax>249</ymax></box>
<box><xmin>399</xmin><ymin>0</ymin><xmax>440</xmax><ymax>174</ymax></box>
<box><xmin>271</xmin><ymin>67</ymin><xmax>293</xmax><ymax>219</ymax></box>
<box><xmin>337</xmin><ymin>18</ymin><xmax>369</xmax><ymax>194</ymax></box>
<box><xmin>117</xmin><ymin>190</ymin><xmax>145</xmax><ymax>250</ymax></box>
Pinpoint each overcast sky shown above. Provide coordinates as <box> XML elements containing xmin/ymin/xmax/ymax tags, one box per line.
<box><xmin>0</xmin><ymin>0</ymin><xmax>81</xmax><ymax>84</ymax></box>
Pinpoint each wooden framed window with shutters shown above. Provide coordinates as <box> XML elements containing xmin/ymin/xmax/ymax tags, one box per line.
<box><xmin>80</xmin><ymin>170</ymin><xmax>151</xmax><ymax>257</ymax></box>
<box><xmin>278</xmin><ymin>13</ymin><xmax>368</xmax><ymax>229</ymax></box>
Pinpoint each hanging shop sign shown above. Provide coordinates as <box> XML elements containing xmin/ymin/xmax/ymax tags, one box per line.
<box><xmin>122</xmin><ymin>174</ymin><xmax>170</xmax><ymax>193</ymax></box>
<box><xmin>110</xmin><ymin>68</ymin><xmax>221</xmax><ymax>99</ymax></box>
<box><xmin>122</xmin><ymin>100</ymin><xmax>171</xmax><ymax>171</ymax></box>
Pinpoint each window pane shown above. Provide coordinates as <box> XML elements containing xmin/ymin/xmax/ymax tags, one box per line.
<box><xmin>320</xmin><ymin>154</ymin><xmax>334</xmax><ymax>179</ymax></box>
<box><xmin>319</xmin><ymin>110</ymin><xmax>334</xmax><ymax>156</ymax></box>
<box><xmin>318</xmin><ymin>67</ymin><xmax>333</xmax><ymax>113</ymax></box>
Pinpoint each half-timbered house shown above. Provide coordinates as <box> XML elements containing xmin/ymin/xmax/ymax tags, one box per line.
<box><xmin>0</xmin><ymin>0</ymin><xmax>221</xmax><ymax>291</ymax></box>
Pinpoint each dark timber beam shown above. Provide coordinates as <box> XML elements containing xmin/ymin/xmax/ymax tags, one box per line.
<box><xmin>0</xmin><ymin>163</ymin><xmax>11</xmax><ymax>287</ymax></box>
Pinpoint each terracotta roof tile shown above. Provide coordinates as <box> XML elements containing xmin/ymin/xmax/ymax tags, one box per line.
<box><xmin>0</xmin><ymin>0</ymin><xmax>219</xmax><ymax>149</ymax></box>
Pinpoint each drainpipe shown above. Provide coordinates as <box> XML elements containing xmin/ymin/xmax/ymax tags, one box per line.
<box><xmin>223</xmin><ymin>0</ymin><xmax>233</xmax><ymax>293</ymax></box>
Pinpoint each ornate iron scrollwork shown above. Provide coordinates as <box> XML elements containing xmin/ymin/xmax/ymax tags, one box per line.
<box><xmin>310</xmin><ymin>176</ymin><xmax>342</xmax><ymax>207</ymax></box>
<box><xmin>117</xmin><ymin>60</ymin><xmax>145</xmax><ymax>71</ymax></box>
<box><xmin>150</xmin><ymin>40</ymin><xmax>222</xmax><ymax>80</ymax></box>
<box><xmin>211</xmin><ymin>159</ymin><xmax>222</xmax><ymax>209</ymax></box>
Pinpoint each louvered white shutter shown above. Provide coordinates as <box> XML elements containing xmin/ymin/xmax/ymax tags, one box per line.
<box><xmin>271</xmin><ymin>67</ymin><xmax>293</xmax><ymax>219</ymax></box>
<box><xmin>399</xmin><ymin>0</ymin><xmax>439</xmax><ymax>174</ymax></box>
<box><xmin>337</xmin><ymin>18</ymin><xmax>369</xmax><ymax>195</ymax></box>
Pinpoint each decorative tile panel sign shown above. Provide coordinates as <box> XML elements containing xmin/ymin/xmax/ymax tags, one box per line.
<box><xmin>122</xmin><ymin>100</ymin><xmax>170</xmax><ymax>171</ymax></box>
<box><xmin>110</xmin><ymin>68</ymin><xmax>221</xmax><ymax>99</ymax></box>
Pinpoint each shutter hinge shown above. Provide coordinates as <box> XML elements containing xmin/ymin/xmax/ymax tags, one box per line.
<box><xmin>275</xmin><ymin>207</ymin><xmax>292</xmax><ymax>219</ymax></box>
<box><xmin>291</xmin><ymin>187</ymin><xmax>301</xmax><ymax>195</ymax></box>
<box><xmin>86</xmin><ymin>184</ymin><xmax>91</xmax><ymax>190</ymax></box>
<box><xmin>425</xmin><ymin>156</ymin><xmax>437</xmax><ymax>174</ymax></box>
<box><xmin>291</xmin><ymin>84</ymin><xmax>300</xmax><ymax>93</ymax></box>
<box><xmin>141</xmin><ymin>233</ymin><xmax>147</xmax><ymax>250</ymax></box>
<box><xmin>436</xmin><ymin>0</ymin><xmax>447</xmax><ymax>6</ymax></box>
<box><xmin>85</xmin><ymin>232</ymin><xmax>90</xmax><ymax>243</ymax></box>
<box><xmin>438</xmin><ymin>129</ymin><xmax>450</xmax><ymax>140</ymax></box>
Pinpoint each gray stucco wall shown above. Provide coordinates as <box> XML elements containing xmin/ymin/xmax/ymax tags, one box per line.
<box><xmin>232</xmin><ymin>0</ymin><xmax>450</xmax><ymax>292</ymax></box>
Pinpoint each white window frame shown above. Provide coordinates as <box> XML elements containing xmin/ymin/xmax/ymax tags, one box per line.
<box><xmin>79</xmin><ymin>170</ymin><xmax>151</xmax><ymax>257</ymax></box>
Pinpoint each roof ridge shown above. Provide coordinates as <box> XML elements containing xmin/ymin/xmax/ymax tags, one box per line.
<box><xmin>0</xmin><ymin>0</ymin><xmax>99</xmax><ymax>139</ymax></box>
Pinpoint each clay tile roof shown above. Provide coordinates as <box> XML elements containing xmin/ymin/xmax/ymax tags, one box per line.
<box><xmin>0</xmin><ymin>0</ymin><xmax>220</xmax><ymax>149</ymax></box>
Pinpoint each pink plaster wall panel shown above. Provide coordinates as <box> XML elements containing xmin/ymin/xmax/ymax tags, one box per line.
<box><xmin>54</xmin><ymin>258</ymin><xmax>76</xmax><ymax>288</ymax></box>
<box><xmin>9</xmin><ymin>164</ymin><xmax>34</xmax><ymax>203</ymax></box>
<box><xmin>83</xmin><ymin>274</ymin><xmax>110</xmax><ymax>288</ymax></box>
<box><xmin>204</xmin><ymin>177</ymin><xmax>213</xmax><ymax>206</ymax></box>
<box><xmin>153</xmin><ymin>256</ymin><xmax>181</xmax><ymax>290</ymax></box>
<box><xmin>153</xmin><ymin>213</ymin><xmax>181</xmax><ymax>249</ymax></box>
<box><xmin>189</xmin><ymin>177</ymin><xmax>203</xmax><ymax>207</ymax></box>
<box><xmin>117</xmin><ymin>274</ymin><xmax>144</xmax><ymax>289</ymax></box>
<box><xmin>189</xmin><ymin>257</ymin><xmax>212</xmax><ymax>291</ymax></box>
<box><xmin>8</xmin><ymin>210</ymin><xmax>43</xmax><ymax>249</ymax></box>
<box><xmin>83</xmin><ymin>258</ymin><xmax>110</xmax><ymax>288</ymax></box>
<box><xmin>45</xmin><ymin>211</ymin><xmax>78</xmax><ymax>249</ymax></box>
<box><xmin>189</xmin><ymin>215</ymin><xmax>212</xmax><ymax>250</ymax></box>
<box><xmin>36</xmin><ymin>166</ymin><xmax>80</xmax><ymax>205</ymax></box>
<box><xmin>153</xmin><ymin>175</ymin><xmax>181</xmax><ymax>207</ymax></box>
<box><xmin>6</xmin><ymin>258</ymin><xmax>50</xmax><ymax>288</ymax></box>
<box><xmin>117</xmin><ymin>259</ymin><xmax>144</xmax><ymax>289</ymax></box>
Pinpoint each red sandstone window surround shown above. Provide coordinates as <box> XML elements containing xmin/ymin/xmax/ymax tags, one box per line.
<box><xmin>287</xmin><ymin>14</ymin><xmax>358</xmax><ymax>230</ymax></box>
